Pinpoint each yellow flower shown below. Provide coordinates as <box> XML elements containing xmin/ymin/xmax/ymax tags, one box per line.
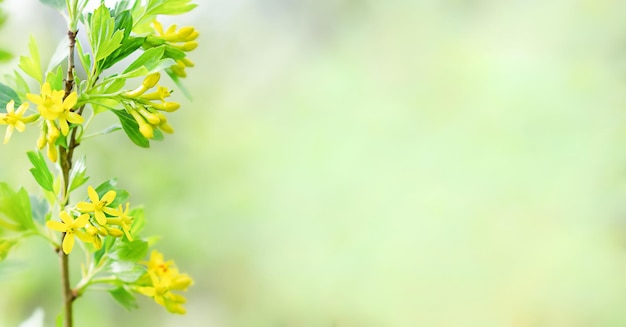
<box><xmin>26</xmin><ymin>82</ymin><xmax>65</xmax><ymax>120</ymax></box>
<box><xmin>26</xmin><ymin>83</ymin><xmax>83</xmax><ymax>136</ymax></box>
<box><xmin>136</xmin><ymin>271</ymin><xmax>188</xmax><ymax>314</ymax></box>
<box><xmin>137</xmin><ymin>250</ymin><xmax>193</xmax><ymax>314</ymax></box>
<box><xmin>46</xmin><ymin>211</ymin><xmax>91</xmax><ymax>254</ymax></box>
<box><xmin>0</xmin><ymin>100</ymin><xmax>35</xmax><ymax>144</ymax></box>
<box><xmin>106</xmin><ymin>203</ymin><xmax>134</xmax><ymax>241</ymax></box>
<box><xmin>76</xmin><ymin>186</ymin><xmax>117</xmax><ymax>226</ymax></box>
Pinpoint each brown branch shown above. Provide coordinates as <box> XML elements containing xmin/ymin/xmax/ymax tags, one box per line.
<box><xmin>59</xmin><ymin>28</ymin><xmax>79</xmax><ymax>327</ymax></box>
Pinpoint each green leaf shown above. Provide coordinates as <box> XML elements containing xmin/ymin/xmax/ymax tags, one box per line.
<box><xmin>18</xmin><ymin>35</ymin><xmax>42</xmax><ymax>83</ymax></box>
<box><xmin>0</xmin><ymin>239</ymin><xmax>18</xmax><ymax>261</ymax></box>
<box><xmin>0</xmin><ymin>82</ymin><xmax>20</xmax><ymax>111</ymax></box>
<box><xmin>45</xmin><ymin>65</ymin><xmax>64</xmax><ymax>91</ymax></box>
<box><xmin>27</xmin><ymin>151</ymin><xmax>54</xmax><ymax>192</ymax></box>
<box><xmin>115</xmin><ymin>10</ymin><xmax>133</xmax><ymax>41</ymax></box>
<box><xmin>110</xmin><ymin>260</ymin><xmax>147</xmax><ymax>282</ymax></box>
<box><xmin>151</xmin><ymin>128</ymin><xmax>164</xmax><ymax>141</ymax></box>
<box><xmin>69</xmin><ymin>156</ymin><xmax>89</xmax><ymax>192</ymax></box>
<box><xmin>129</xmin><ymin>207</ymin><xmax>144</xmax><ymax>236</ymax></box>
<box><xmin>111</xmin><ymin>109</ymin><xmax>150</xmax><ymax>148</ymax></box>
<box><xmin>46</xmin><ymin>37</ymin><xmax>69</xmax><ymax>73</ymax></box>
<box><xmin>100</xmin><ymin>36</ymin><xmax>144</xmax><ymax>71</ymax></box>
<box><xmin>76</xmin><ymin>39</ymin><xmax>92</xmax><ymax>74</ymax></box>
<box><xmin>133</xmin><ymin>0</ymin><xmax>197</xmax><ymax>32</ymax></box>
<box><xmin>39</xmin><ymin>0</ymin><xmax>64</xmax><ymax>10</ymax></box>
<box><xmin>0</xmin><ymin>183</ymin><xmax>34</xmax><ymax>231</ymax></box>
<box><xmin>30</xmin><ymin>195</ymin><xmax>49</xmax><ymax>225</ymax></box>
<box><xmin>122</xmin><ymin>46</ymin><xmax>164</xmax><ymax>75</ymax></box>
<box><xmin>110</xmin><ymin>239</ymin><xmax>148</xmax><ymax>262</ymax></box>
<box><xmin>166</xmin><ymin>70</ymin><xmax>192</xmax><ymax>100</ymax></box>
<box><xmin>89</xmin><ymin>4</ymin><xmax>124</xmax><ymax>62</ymax></box>
<box><xmin>109</xmin><ymin>287</ymin><xmax>139</xmax><ymax>311</ymax></box>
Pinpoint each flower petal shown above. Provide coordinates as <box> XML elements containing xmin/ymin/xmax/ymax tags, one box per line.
<box><xmin>5</xmin><ymin>100</ymin><xmax>14</xmax><ymax>114</ymax></box>
<box><xmin>94</xmin><ymin>211</ymin><xmax>107</xmax><ymax>226</ymax></box>
<box><xmin>102</xmin><ymin>190</ymin><xmax>116</xmax><ymax>204</ymax></box>
<box><xmin>65</xmin><ymin>111</ymin><xmax>84</xmax><ymax>124</ymax></box>
<box><xmin>63</xmin><ymin>92</ymin><xmax>77</xmax><ymax>109</ymax></box>
<box><xmin>46</xmin><ymin>220</ymin><xmax>67</xmax><ymax>232</ymax></box>
<box><xmin>62</xmin><ymin>233</ymin><xmax>75</xmax><ymax>254</ymax></box>
<box><xmin>87</xmin><ymin>186</ymin><xmax>99</xmax><ymax>203</ymax></box>
<box><xmin>26</xmin><ymin>93</ymin><xmax>43</xmax><ymax>105</ymax></box>
<box><xmin>3</xmin><ymin>126</ymin><xmax>13</xmax><ymax>144</ymax></box>
<box><xmin>76</xmin><ymin>201</ymin><xmax>95</xmax><ymax>212</ymax></box>
<box><xmin>73</xmin><ymin>213</ymin><xmax>90</xmax><ymax>228</ymax></box>
<box><xmin>59</xmin><ymin>211</ymin><xmax>74</xmax><ymax>225</ymax></box>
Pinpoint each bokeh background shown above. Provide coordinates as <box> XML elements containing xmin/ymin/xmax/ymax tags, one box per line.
<box><xmin>2</xmin><ymin>0</ymin><xmax>626</xmax><ymax>326</ymax></box>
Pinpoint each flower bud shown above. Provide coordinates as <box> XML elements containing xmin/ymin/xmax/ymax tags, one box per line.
<box><xmin>142</xmin><ymin>73</ymin><xmax>161</xmax><ymax>89</ymax></box>
<box><xmin>138</xmin><ymin>107</ymin><xmax>161</xmax><ymax>125</ymax></box>
<box><xmin>37</xmin><ymin>133</ymin><xmax>46</xmax><ymax>149</ymax></box>
<box><xmin>139</xmin><ymin>124</ymin><xmax>154</xmax><ymax>139</ymax></box>
<box><xmin>152</xmin><ymin>102</ymin><xmax>180</xmax><ymax>112</ymax></box>
<box><xmin>176</xmin><ymin>41</ymin><xmax>198</xmax><ymax>52</ymax></box>
<box><xmin>97</xmin><ymin>226</ymin><xmax>109</xmax><ymax>236</ymax></box>
<box><xmin>47</xmin><ymin>143</ymin><xmax>58</xmax><ymax>162</ymax></box>
<box><xmin>108</xmin><ymin>228</ymin><xmax>124</xmax><ymax>238</ymax></box>
<box><xmin>159</xmin><ymin>122</ymin><xmax>174</xmax><ymax>134</ymax></box>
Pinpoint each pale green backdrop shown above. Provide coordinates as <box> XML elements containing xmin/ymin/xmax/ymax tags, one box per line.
<box><xmin>2</xmin><ymin>0</ymin><xmax>626</xmax><ymax>326</ymax></box>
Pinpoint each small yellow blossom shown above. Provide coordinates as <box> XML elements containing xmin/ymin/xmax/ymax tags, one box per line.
<box><xmin>107</xmin><ymin>203</ymin><xmax>134</xmax><ymax>241</ymax></box>
<box><xmin>26</xmin><ymin>83</ymin><xmax>83</xmax><ymax>136</ymax></box>
<box><xmin>136</xmin><ymin>250</ymin><xmax>193</xmax><ymax>314</ymax></box>
<box><xmin>76</xmin><ymin>186</ymin><xmax>117</xmax><ymax>226</ymax></box>
<box><xmin>0</xmin><ymin>100</ymin><xmax>35</xmax><ymax>144</ymax></box>
<box><xmin>26</xmin><ymin>82</ymin><xmax>65</xmax><ymax>120</ymax></box>
<box><xmin>46</xmin><ymin>211</ymin><xmax>91</xmax><ymax>254</ymax></box>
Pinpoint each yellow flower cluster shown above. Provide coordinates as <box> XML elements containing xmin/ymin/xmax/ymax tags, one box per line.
<box><xmin>25</xmin><ymin>82</ymin><xmax>83</xmax><ymax>162</ymax></box>
<box><xmin>136</xmin><ymin>250</ymin><xmax>193</xmax><ymax>314</ymax></box>
<box><xmin>46</xmin><ymin>186</ymin><xmax>133</xmax><ymax>254</ymax></box>
<box><xmin>123</xmin><ymin>72</ymin><xmax>178</xmax><ymax>138</ymax></box>
<box><xmin>152</xmin><ymin>20</ymin><xmax>198</xmax><ymax>78</ymax></box>
<box><xmin>0</xmin><ymin>82</ymin><xmax>84</xmax><ymax>159</ymax></box>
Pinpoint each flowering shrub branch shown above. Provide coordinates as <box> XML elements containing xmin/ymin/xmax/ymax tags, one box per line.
<box><xmin>0</xmin><ymin>0</ymin><xmax>197</xmax><ymax>326</ymax></box>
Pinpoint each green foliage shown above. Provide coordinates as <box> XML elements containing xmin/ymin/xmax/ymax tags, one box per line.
<box><xmin>0</xmin><ymin>183</ymin><xmax>34</xmax><ymax>232</ymax></box>
<box><xmin>88</xmin><ymin>4</ymin><xmax>125</xmax><ymax>63</ymax></box>
<box><xmin>27</xmin><ymin>151</ymin><xmax>54</xmax><ymax>192</ymax></box>
<box><xmin>69</xmin><ymin>156</ymin><xmax>89</xmax><ymax>192</ymax></box>
<box><xmin>18</xmin><ymin>36</ymin><xmax>42</xmax><ymax>83</ymax></box>
<box><xmin>0</xmin><ymin>0</ymin><xmax>198</xmax><ymax>322</ymax></box>
<box><xmin>112</xmin><ymin>109</ymin><xmax>151</xmax><ymax>148</ymax></box>
<box><xmin>109</xmin><ymin>286</ymin><xmax>139</xmax><ymax>311</ymax></box>
<box><xmin>0</xmin><ymin>82</ymin><xmax>20</xmax><ymax>111</ymax></box>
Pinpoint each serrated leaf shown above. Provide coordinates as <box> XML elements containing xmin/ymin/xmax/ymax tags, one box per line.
<box><xmin>115</xmin><ymin>10</ymin><xmax>133</xmax><ymax>41</ymax></box>
<box><xmin>89</xmin><ymin>4</ymin><xmax>124</xmax><ymax>62</ymax></box>
<box><xmin>39</xmin><ymin>0</ymin><xmax>64</xmax><ymax>10</ymax></box>
<box><xmin>69</xmin><ymin>156</ymin><xmax>89</xmax><ymax>192</ymax></box>
<box><xmin>45</xmin><ymin>65</ymin><xmax>64</xmax><ymax>91</ymax></box>
<box><xmin>27</xmin><ymin>151</ymin><xmax>54</xmax><ymax>192</ymax></box>
<box><xmin>18</xmin><ymin>35</ymin><xmax>42</xmax><ymax>83</ymax></box>
<box><xmin>133</xmin><ymin>0</ymin><xmax>197</xmax><ymax>32</ymax></box>
<box><xmin>0</xmin><ymin>82</ymin><xmax>20</xmax><ymax>111</ymax></box>
<box><xmin>109</xmin><ymin>287</ymin><xmax>139</xmax><ymax>311</ymax></box>
<box><xmin>111</xmin><ymin>109</ymin><xmax>150</xmax><ymax>148</ymax></box>
<box><xmin>110</xmin><ymin>239</ymin><xmax>148</xmax><ymax>262</ymax></box>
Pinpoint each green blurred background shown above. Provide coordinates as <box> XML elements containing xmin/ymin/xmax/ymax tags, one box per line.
<box><xmin>3</xmin><ymin>0</ymin><xmax>626</xmax><ymax>326</ymax></box>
